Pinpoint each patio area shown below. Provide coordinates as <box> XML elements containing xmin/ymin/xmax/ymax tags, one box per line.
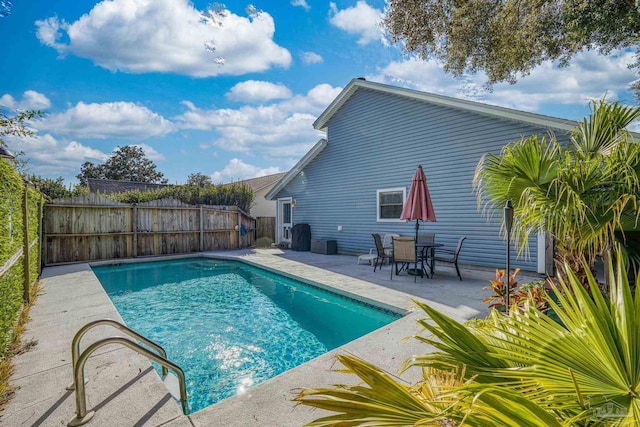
<box><xmin>1</xmin><ymin>248</ymin><xmax>542</xmax><ymax>427</ymax></box>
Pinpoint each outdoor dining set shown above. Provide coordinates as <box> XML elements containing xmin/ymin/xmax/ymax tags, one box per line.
<box><xmin>363</xmin><ymin>233</ymin><xmax>466</xmax><ymax>281</ymax></box>
<box><xmin>357</xmin><ymin>164</ymin><xmax>466</xmax><ymax>281</ymax></box>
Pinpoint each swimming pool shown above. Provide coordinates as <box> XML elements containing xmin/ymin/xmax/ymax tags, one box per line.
<box><xmin>92</xmin><ymin>257</ymin><xmax>402</xmax><ymax>413</ymax></box>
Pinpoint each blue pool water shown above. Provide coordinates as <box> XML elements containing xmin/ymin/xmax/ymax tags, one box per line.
<box><xmin>92</xmin><ymin>258</ymin><xmax>401</xmax><ymax>412</ymax></box>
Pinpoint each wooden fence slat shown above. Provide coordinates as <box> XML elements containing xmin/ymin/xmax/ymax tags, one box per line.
<box><xmin>256</xmin><ymin>217</ymin><xmax>276</xmax><ymax>247</ymax></box>
<box><xmin>132</xmin><ymin>205</ymin><xmax>137</xmax><ymax>258</ymax></box>
<box><xmin>199</xmin><ymin>206</ymin><xmax>204</xmax><ymax>251</ymax></box>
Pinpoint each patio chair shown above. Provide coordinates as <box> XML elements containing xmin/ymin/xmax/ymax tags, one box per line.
<box><xmin>417</xmin><ymin>232</ymin><xmax>435</xmax><ymax>244</ymax></box>
<box><xmin>432</xmin><ymin>236</ymin><xmax>467</xmax><ymax>281</ymax></box>
<box><xmin>390</xmin><ymin>236</ymin><xmax>419</xmax><ymax>282</ymax></box>
<box><xmin>372</xmin><ymin>234</ymin><xmax>392</xmax><ymax>272</ymax></box>
<box><xmin>417</xmin><ymin>232</ymin><xmax>435</xmax><ymax>277</ymax></box>
<box><xmin>382</xmin><ymin>233</ymin><xmax>399</xmax><ymax>256</ymax></box>
<box><xmin>357</xmin><ymin>248</ymin><xmax>377</xmax><ymax>266</ymax></box>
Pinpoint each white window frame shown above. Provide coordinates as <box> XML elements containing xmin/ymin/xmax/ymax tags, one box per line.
<box><xmin>376</xmin><ymin>187</ymin><xmax>406</xmax><ymax>222</ymax></box>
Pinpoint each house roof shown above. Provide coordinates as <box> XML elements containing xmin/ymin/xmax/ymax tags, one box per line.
<box><xmin>0</xmin><ymin>146</ymin><xmax>15</xmax><ymax>159</ymax></box>
<box><xmin>87</xmin><ymin>178</ymin><xmax>172</xmax><ymax>194</ymax></box>
<box><xmin>229</xmin><ymin>172</ymin><xmax>287</xmax><ymax>193</ymax></box>
<box><xmin>265</xmin><ymin>139</ymin><xmax>327</xmax><ymax>200</ymax></box>
<box><xmin>313</xmin><ymin>78</ymin><xmax>578</xmax><ymax>132</ymax></box>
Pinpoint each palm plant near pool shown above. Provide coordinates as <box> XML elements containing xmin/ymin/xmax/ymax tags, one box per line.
<box><xmin>473</xmin><ymin>100</ymin><xmax>640</xmax><ymax>279</ymax></box>
<box><xmin>294</xmin><ymin>251</ymin><xmax>640</xmax><ymax>425</ymax></box>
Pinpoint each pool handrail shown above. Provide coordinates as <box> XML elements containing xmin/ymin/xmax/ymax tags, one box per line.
<box><xmin>68</xmin><ymin>336</ymin><xmax>189</xmax><ymax>426</ymax></box>
<box><xmin>67</xmin><ymin>318</ymin><xmax>169</xmax><ymax>390</ymax></box>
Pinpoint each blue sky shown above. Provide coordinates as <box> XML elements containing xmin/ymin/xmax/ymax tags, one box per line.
<box><xmin>1</xmin><ymin>0</ymin><xmax>637</xmax><ymax>185</ymax></box>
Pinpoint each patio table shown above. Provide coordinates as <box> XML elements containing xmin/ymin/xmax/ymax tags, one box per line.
<box><xmin>416</xmin><ymin>242</ymin><xmax>444</xmax><ymax>278</ymax></box>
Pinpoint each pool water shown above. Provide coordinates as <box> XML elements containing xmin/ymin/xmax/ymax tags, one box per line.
<box><xmin>92</xmin><ymin>258</ymin><xmax>401</xmax><ymax>412</ymax></box>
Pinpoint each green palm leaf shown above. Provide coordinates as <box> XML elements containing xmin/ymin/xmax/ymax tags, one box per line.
<box><xmin>295</xmin><ymin>248</ymin><xmax>640</xmax><ymax>425</ymax></box>
<box><xmin>294</xmin><ymin>354</ymin><xmax>463</xmax><ymax>426</ymax></box>
<box><xmin>474</xmin><ymin>99</ymin><xmax>640</xmax><ymax>269</ymax></box>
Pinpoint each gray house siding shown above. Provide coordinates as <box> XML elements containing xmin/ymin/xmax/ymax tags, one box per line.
<box><xmin>277</xmin><ymin>87</ymin><xmax>569</xmax><ymax>272</ymax></box>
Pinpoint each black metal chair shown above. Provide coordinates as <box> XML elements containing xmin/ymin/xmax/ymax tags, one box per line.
<box><xmin>417</xmin><ymin>232</ymin><xmax>435</xmax><ymax>278</ymax></box>
<box><xmin>390</xmin><ymin>236</ymin><xmax>419</xmax><ymax>282</ymax></box>
<box><xmin>432</xmin><ymin>236</ymin><xmax>467</xmax><ymax>280</ymax></box>
<box><xmin>372</xmin><ymin>234</ymin><xmax>392</xmax><ymax>272</ymax></box>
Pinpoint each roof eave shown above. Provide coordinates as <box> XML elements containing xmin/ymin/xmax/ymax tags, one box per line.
<box><xmin>314</xmin><ymin>78</ymin><xmax>579</xmax><ymax>133</ymax></box>
<box><xmin>265</xmin><ymin>139</ymin><xmax>328</xmax><ymax>200</ymax></box>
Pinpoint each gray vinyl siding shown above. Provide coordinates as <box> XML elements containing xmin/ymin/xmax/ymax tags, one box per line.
<box><xmin>276</xmin><ymin>88</ymin><xmax>570</xmax><ymax>272</ymax></box>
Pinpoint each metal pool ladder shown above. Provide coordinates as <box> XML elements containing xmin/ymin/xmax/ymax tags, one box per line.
<box><xmin>67</xmin><ymin>319</ymin><xmax>189</xmax><ymax>426</ymax></box>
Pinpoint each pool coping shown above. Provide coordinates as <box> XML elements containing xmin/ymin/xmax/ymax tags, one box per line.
<box><xmin>3</xmin><ymin>250</ymin><xmax>484</xmax><ymax>426</ymax></box>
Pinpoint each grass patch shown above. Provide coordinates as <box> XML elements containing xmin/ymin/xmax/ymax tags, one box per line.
<box><xmin>0</xmin><ymin>280</ymin><xmax>40</xmax><ymax>411</ymax></box>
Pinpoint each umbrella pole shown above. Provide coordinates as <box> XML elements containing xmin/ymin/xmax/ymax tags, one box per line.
<box><xmin>416</xmin><ymin>219</ymin><xmax>420</xmax><ymax>276</ymax></box>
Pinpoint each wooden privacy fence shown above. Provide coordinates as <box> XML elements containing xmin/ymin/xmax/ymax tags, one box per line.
<box><xmin>44</xmin><ymin>194</ymin><xmax>256</xmax><ymax>265</ymax></box>
<box><xmin>256</xmin><ymin>216</ymin><xmax>276</xmax><ymax>247</ymax></box>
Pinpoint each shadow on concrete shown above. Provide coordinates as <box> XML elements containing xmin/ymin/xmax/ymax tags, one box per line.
<box><xmin>30</xmin><ymin>389</ymin><xmax>74</xmax><ymax>426</ymax></box>
<box><xmin>92</xmin><ymin>366</ymin><xmax>154</xmax><ymax>413</ymax></box>
<box><xmin>133</xmin><ymin>393</ymin><xmax>173</xmax><ymax>427</ymax></box>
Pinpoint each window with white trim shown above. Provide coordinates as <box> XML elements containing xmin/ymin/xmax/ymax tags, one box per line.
<box><xmin>376</xmin><ymin>188</ymin><xmax>406</xmax><ymax>222</ymax></box>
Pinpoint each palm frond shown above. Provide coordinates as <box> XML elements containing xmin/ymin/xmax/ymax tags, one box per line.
<box><xmin>571</xmin><ymin>99</ymin><xmax>640</xmax><ymax>156</ymax></box>
<box><xmin>294</xmin><ymin>354</ymin><xmax>464</xmax><ymax>426</ymax></box>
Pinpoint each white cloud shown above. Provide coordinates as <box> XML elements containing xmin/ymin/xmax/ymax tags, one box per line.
<box><xmin>6</xmin><ymin>133</ymin><xmax>108</xmax><ymax>179</ymax></box>
<box><xmin>133</xmin><ymin>143</ymin><xmax>166</xmax><ymax>161</ymax></box>
<box><xmin>175</xmin><ymin>83</ymin><xmax>341</xmax><ymax>159</ymax></box>
<box><xmin>226</xmin><ymin>80</ymin><xmax>293</xmax><ymax>103</ymax></box>
<box><xmin>211</xmin><ymin>158</ymin><xmax>282</xmax><ymax>183</ymax></box>
<box><xmin>35</xmin><ymin>0</ymin><xmax>291</xmax><ymax>77</ymax></box>
<box><xmin>34</xmin><ymin>17</ymin><xmax>67</xmax><ymax>52</ymax></box>
<box><xmin>36</xmin><ymin>101</ymin><xmax>175</xmax><ymax>139</ymax></box>
<box><xmin>0</xmin><ymin>90</ymin><xmax>52</xmax><ymax>110</ymax></box>
<box><xmin>302</xmin><ymin>83</ymin><xmax>344</xmax><ymax>108</ymax></box>
<box><xmin>291</xmin><ymin>0</ymin><xmax>310</xmax><ymax>11</ymax></box>
<box><xmin>372</xmin><ymin>49</ymin><xmax>638</xmax><ymax>114</ymax></box>
<box><xmin>482</xmin><ymin>50</ymin><xmax>638</xmax><ymax>111</ymax></box>
<box><xmin>371</xmin><ymin>57</ymin><xmax>471</xmax><ymax>97</ymax></box>
<box><xmin>301</xmin><ymin>51</ymin><xmax>323</xmax><ymax>64</ymax></box>
<box><xmin>329</xmin><ymin>1</ymin><xmax>383</xmax><ymax>45</ymax></box>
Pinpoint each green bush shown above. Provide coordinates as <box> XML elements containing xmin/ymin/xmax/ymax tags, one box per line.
<box><xmin>0</xmin><ymin>262</ymin><xmax>23</xmax><ymax>355</ymax></box>
<box><xmin>0</xmin><ymin>161</ymin><xmax>42</xmax><ymax>357</ymax></box>
<box><xmin>295</xmin><ymin>249</ymin><xmax>640</xmax><ymax>426</ymax></box>
<box><xmin>106</xmin><ymin>183</ymin><xmax>255</xmax><ymax>213</ymax></box>
<box><xmin>0</xmin><ymin>162</ymin><xmax>23</xmax><ymax>263</ymax></box>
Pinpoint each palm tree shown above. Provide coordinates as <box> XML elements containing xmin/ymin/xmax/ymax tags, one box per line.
<box><xmin>473</xmin><ymin>100</ymin><xmax>640</xmax><ymax>279</ymax></box>
<box><xmin>295</xmin><ymin>250</ymin><xmax>640</xmax><ymax>425</ymax></box>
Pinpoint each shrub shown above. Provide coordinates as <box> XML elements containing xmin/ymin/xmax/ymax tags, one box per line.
<box><xmin>295</xmin><ymin>247</ymin><xmax>640</xmax><ymax>425</ymax></box>
<box><xmin>106</xmin><ymin>183</ymin><xmax>254</xmax><ymax>213</ymax></box>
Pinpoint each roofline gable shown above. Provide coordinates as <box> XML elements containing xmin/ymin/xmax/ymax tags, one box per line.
<box><xmin>265</xmin><ymin>139</ymin><xmax>327</xmax><ymax>200</ymax></box>
<box><xmin>313</xmin><ymin>78</ymin><xmax>578</xmax><ymax>133</ymax></box>
<box><xmin>223</xmin><ymin>172</ymin><xmax>287</xmax><ymax>192</ymax></box>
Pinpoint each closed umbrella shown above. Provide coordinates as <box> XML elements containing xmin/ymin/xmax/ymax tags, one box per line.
<box><xmin>400</xmin><ymin>165</ymin><xmax>436</xmax><ymax>241</ymax></box>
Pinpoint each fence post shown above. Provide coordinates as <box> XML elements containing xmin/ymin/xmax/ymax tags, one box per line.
<box><xmin>132</xmin><ymin>204</ymin><xmax>138</xmax><ymax>258</ymax></box>
<box><xmin>38</xmin><ymin>195</ymin><xmax>44</xmax><ymax>274</ymax></box>
<box><xmin>199</xmin><ymin>206</ymin><xmax>204</xmax><ymax>252</ymax></box>
<box><xmin>22</xmin><ymin>185</ymin><xmax>30</xmax><ymax>302</ymax></box>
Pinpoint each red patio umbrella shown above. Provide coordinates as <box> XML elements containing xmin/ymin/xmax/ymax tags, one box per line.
<box><xmin>400</xmin><ymin>165</ymin><xmax>436</xmax><ymax>241</ymax></box>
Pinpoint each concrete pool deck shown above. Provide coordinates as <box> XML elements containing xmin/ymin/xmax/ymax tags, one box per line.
<box><xmin>2</xmin><ymin>249</ymin><xmax>542</xmax><ymax>426</ymax></box>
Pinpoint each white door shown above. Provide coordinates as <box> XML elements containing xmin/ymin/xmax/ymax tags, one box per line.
<box><xmin>276</xmin><ymin>198</ymin><xmax>293</xmax><ymax>245</ymax></box>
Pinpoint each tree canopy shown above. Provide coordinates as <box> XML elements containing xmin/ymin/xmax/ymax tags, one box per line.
<box><xmin>77</xmin><ymin>145</ymin><xmax>167</xmax><ymax>186</ymax></box>
<box><xmin>383</xmin><ymin>0</ymin><xmax>640</xmax><ymax>95</ymax></box>
<box><xmin>185</xmin><ymin>172</ymin><xmax>213</xmax><ymax>187</ymax></box>
<box><xmin>1</xmin><ymin>109</ymin><xmax>43</xmax><ymax>149</ymax></box>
